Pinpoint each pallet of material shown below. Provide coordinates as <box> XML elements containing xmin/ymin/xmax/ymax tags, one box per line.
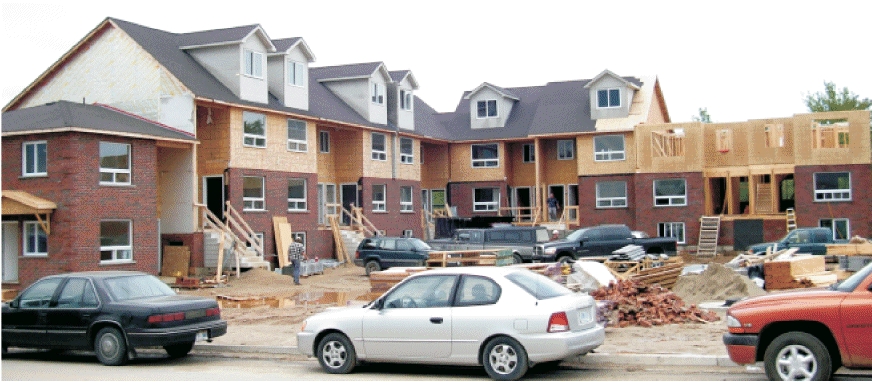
<box><xmin>427</xmin><ymin>250</ymin><xmax>499</xmax><ymax>267</ymax></box>
<box><xmin>369</xmin><ymin>267</ymin><xmax>427</xmax><ymax>293</ymax></box>
<box><xmin>628</xmin><ymin>261</ymin><xmax>685</xmax><ymax>289</ymax></box>
<box><xmin>764</xmin><ymin>255</ymin><xmax>835</xmax><ymax>290</ymax></box>
<box><xmin>826</xmin><ymin>243</ymin><xmax>872</xmax><ymax>256</ymax></box>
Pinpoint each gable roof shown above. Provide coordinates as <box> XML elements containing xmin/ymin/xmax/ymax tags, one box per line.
<box><xmin>179</xmin><ymin>24</ymin><xmax>275</xmax><ymax>51</ymax></box>
<box><xmin>270</xmin><ymin>37</ymin><xmax>316</xmax><ymax>62</ymax></box>
<box><xmin>584</xmin><ymin>69</ymin><xmax>641</xmax><ymax>90</ymax></box>
<box><xmin>389</xmin><ymin>70</ymin><xmax>419</xmax><ymax>89</ymax></box>
<box><xmin>464</xmin><ymin>82</ymin><xmax>520</xmax><ymax>101</ymax></box>
<box><xmin>1</xmin><ymin>101</ymin><xmax>197</xmax><ymax>143</ymax></box>
<box><xmin>314</xmin><ymin>62</ymin><xmax>391</xmax><ymax>83</ymax></box>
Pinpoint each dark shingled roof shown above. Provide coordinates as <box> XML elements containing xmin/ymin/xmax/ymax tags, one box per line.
<box><xmin>1</xmin><ymin>101</ymin><xmax>197</xmax><ymax>141</ymax></box>
<box><xmin>272</xmin><ymin>37</ymin><xmax>303</xmax><ymax>52</ymax></box>
<box><xmin>313</xmin><ymin>62</ymin><xmax>384</xmax><ymax>82</ymax></box>
<box><xmin>389</xmin><ymin>70</ymin><xmax>410</xmax><ymax>83</ymax></box>
<box><xmin>178</xmin><ymin>24</ymin><xmax>262</xmax><ymax>47</ymax></box>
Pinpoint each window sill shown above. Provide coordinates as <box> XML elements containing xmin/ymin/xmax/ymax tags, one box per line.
<box><xmin>557</xmin><ymin>157</ymin><xmax>575</xmax><ymax>161</ymax></box>
<box><xmin>242</xmin><ymin>144</ymin><xmax>267</xmax><ymax>149</ymax></box>
<box><xmin>100</xmin><ymin>183</ymin><xmax>134</xmax><ymax>187</ymax></box>
<box><xmin>400</xmin><ymin>210</ymin><xmax>414</xmax><ymax>214</ymax></box>
<box><xmin>20</xmin><ymin>174</ymin><xmax>48</xmax><ymax>179</ymax></box>
<box><xmin>594</xmin><ymin>158</ymin><xmax>626</xmax><ymax>163</ymax></box>
<box><xmin>814</xmin><ymin>199</ymin><xmax>852</xmax><ymax>203</ymax></box>
<box><xmin>100</xmin><ymin>260</ymin><xmax>135</xmax><ymax>266</ymax></box>
<box><xmin>653</xmin><ymin>205</ymin><xmax>687</xmax><ymax>208</ymax></box>
<box><xmin>596</xmin><ymin>206</ymin><xmax>628</xmax><ymax>210</ymax></box>
<box><xmin>287</xmin><ymin>210</ymin><xmax>310</xmax><ymax>213</ymax></box>
<box><xmin>372</xmin><ymin>211</ymin><xmax>388</xmax><ymax>214</ymax></box>
<box><xmin>243</xmin><ymin>209</ymin><xmax>268</xmax><ymax>213</ymax></box>
<box><xmin>242</xmin><ymin>74</ymin><xmax>264</xmax><ymax>80</ymax></box>
<box><xmin>22</xmin><ymin>254</ymin><xmax>49</xmax><ymax>258</ymax></box>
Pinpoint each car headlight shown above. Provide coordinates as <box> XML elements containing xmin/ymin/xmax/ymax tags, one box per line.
<box><xmin>726</xmin><ymin>314</ymin><xmax>741</xmax><ymax>328</ymax></box>
<box><xmin>544</xmin><ymin>247</ymin><xmax>556</xmax><ymax>255</ymax></box>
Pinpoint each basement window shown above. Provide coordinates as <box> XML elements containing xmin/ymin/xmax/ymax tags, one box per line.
<box><xmin>657</xmin><ymin>222</ymin><xmax>685</xmax><ymax>244</ymax></box>
<box><xmin>811</xmin><ymin>119</ymin><xmax>849</xmax><ymax>149</ymax></box>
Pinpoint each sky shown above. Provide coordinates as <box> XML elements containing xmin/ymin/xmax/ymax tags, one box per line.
<box><xmin>2</xmin><ymin>1</ymin><xmax>871</xmax><ymax>123</ymax></box>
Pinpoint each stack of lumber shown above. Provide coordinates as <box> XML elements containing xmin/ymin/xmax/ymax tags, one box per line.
<box><xmin>427</xmin><ymin>250</ymin><xmax>498</xmax><ymax>267</ymax></box>
<box><xmin>826</xmin><ymin>240</ymin><xmax>872</xmax><ymax>256</ymax></box>
<box><xmin>369</xmin><ymin>267</ymin><xmax>427</xmax><ymax>293</ymax></box>
<box><xmin>604</xmin><ymin>257</ymin><xmax>684</xmax><ymax>289</ymax></box>
<box><xmin>727</xmin><ymin>247</ymin><xmax>797</xmax><ymax>268</ymax></box>
<box><xmin>609</xmin><ymin>245</ymin><xmax>647</xmax><ymax>261</ymax></box>
<box><xmin>764</xmin><ymin>255</ymin><xmax>836</xmax><ymax>290</ymax></box>
<box><xmin>590</xmin><ymin>279</ymin><xmax>720</xmax><ymax>327</ymax></box>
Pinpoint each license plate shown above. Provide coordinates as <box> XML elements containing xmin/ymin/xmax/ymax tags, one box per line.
<box><xmin>195</xmin><ymin>330</ymin><xmax>209</xmax><ymax>342</ymax></box>
<box><xmin>577</xmin><ymin>310</ymin><xmax>591</xmax><ymax>325</ymax></box>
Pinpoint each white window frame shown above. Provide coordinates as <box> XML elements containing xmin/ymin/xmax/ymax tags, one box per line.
<box><xmin>372</xmin><ymin>184</ymin><xmax>386</xmax><ymax>212</ymax></box>
<box><xmin>594</xmin><ymin>135</ymin><xmax>626</xmax><ymax>161</ymax></box>
<box><xmin>288</xmin><ymin>178</ymin><xmax>307</xmax><ymax>211</ymax></box>
<box><xmin>371</xmin><ymin>133</ymin><xmax>387</xmax><ymax>161</ymax></box>
<box><xmin>243</xmin><ymin>49</ymin><xmax>263</xmax><ymax>78</ymax></box>
<box><xmin>99</xmin><ymin>142</ymin><xmax>131</xmax><ymax>186</ymax></box>
<box><xmin>596</xmin><ymin>181</ymin><xmax>628</xmax><ymax>208</ymax></box>
<box><xmin>319</xmin><ymin>131</ymin><xmax>330</xmax><ymax>153</ymax></box>
<box><xmin>597</xmin><ymin>88</ymin><xmax>621</xmax><ymax>108</ymax></box>
<box><xmin>400</xmin><ymin>186</ymin><xmax>413</xmax><ymax>212</ymax></box>
<box><xmin>400</xmin><ymin>137</ymin><xmax>414</xmax><ymax>164</ymax></box>
<box><xmin>476</xmin><ymin>99</ymin><xmax>498</xmax><ymax>119</ymax></box>
<box><xmin>247</xmin><ymin>232</ymin><xmax>264</xmax><ymax>249</ymax></box>
<box><xmin>100</xmin><ymin>220</ymin><xmax>133</xmax><ymax>264</ymax></box>
<box><xmin>653</xmin><ymin>179</ymin><xmax>687</xmax><ymax>207</ymax></box>
<box><xmin>22</xmin><ymin>141</ymin><xmax>47</xmax><ymax>177</ymax></box>
<box><xmin>813</xmin><ymin>172</ymin><xmax>851</xmax><ymax>202</ymax></box>
<box><xmin>557</xmin><ymin>139</ymin><xmax>575</xmax><ymax>160</ymax></box>
<box><xmin>23</xmin><ymin>221</ymin><xmax>48</xmax><ymax>257</ymax></box>
<box><xmin>400</xmin><ymin>89</ymin><xmax>413</xmax><ymax>110</ymax></box>
<box><xmin>243</xmin><ymin>176</ymin><xmax>266</xmax><ymax>211</ymax></box>
<box><xmin>471</xmin><ymin>143</ymin><xmax>499</xmax><ymax>168</ymax></box>
<box><xmin>658</xmin><ymin>222</ymin><xmax>686</xmax><ymax>244</ymax></box>
<box><xmin>819</xmin><ymin>218</ymin><xmax>850</xmax><ymax>241</ymax></box>
<box><xmin>286</xmin><ymin>118</ymin><xmax>308</xmax><ymax>152</ymax></box>
<box><xmin>522</xmin><ymin>144</ymin><xmax>535</xmax><ymax>163</ymax></box>
<box><xmin>403</xmin><ymin>229</ymin><xmax>414</xmax><ymax>238</ymax></box>
<box><xmin>287</xmin><ymin>60</ymin><xmax>305</xmax><ymax>87</ymax></box>
<box><xmin>473</xmin><ymin>187</ymin><xmax>500</xmax><ymax>212</ymax></box>
<box><xmin>371</xmin><ymin>82</ymin><xmax>384</xmax><ymax>105</ymax></box>
<box><xmin>242</xmin><ymin>111</ymin><xmax>267</xmax><ymax>148</ymax></box>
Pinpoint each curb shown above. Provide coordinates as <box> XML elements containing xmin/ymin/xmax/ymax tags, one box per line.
<box><xmin>193</xmin><ymin>344</ymin><xmax>739</xmax><ymax>367</ymax></box>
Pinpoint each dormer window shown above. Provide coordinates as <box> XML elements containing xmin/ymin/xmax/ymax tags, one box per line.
<box><xmin>400</xmin><ymin>90</ymin><xmax>413</xmax><ymax>110</ymax></box>
<box><xmin>288</xmin><ymin>60</ymin><xmax>305</xmax><ymax>86</ymax></box>
<box><xmin>477</xmin><ymin>100</ymin><xmax>498</xmax><ymax>118</ymax></box>
<box><xmin>597</xmin><ymin>88</ymin><xmax>621</xmax><ymax>108</ymax></box>
<box><xmin>243</xmin><ymin>50</ymin><xmax>263</xmax><ymax>78</ymax></box>
<box><xmin>371</xmin><ymin>82</ymin><xmax>384</xmax><ymax>105</ymax></box>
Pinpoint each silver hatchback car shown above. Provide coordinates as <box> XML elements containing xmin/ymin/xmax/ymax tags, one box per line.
<box><xmin>297</xmin><ymin>266</ymin><xmax>604</xmax><ymax>380</ymax></box>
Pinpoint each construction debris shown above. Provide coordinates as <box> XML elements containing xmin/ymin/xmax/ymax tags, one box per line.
<box><xmin>673</xmin><ymin>263</ymin><xmax>766</xmax><ymax>305</ymax></box>
<box><xmin>604</xmin><ymin>256</ymin><xmax>684</xmax><ymax>289</ymax></box>
<box><xmin>591</xmin><ymin>279</ymin><xmax>720</xmax><ymax>327</ymax></box>
<box><xmin>764</xmin><ymin>255</ymin><xmax>835</xmax><ymax>290</ymax></box>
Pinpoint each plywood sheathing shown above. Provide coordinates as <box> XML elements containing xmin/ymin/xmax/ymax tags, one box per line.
<box><xmin>273</xmin><ymin>216</ymin><xmax>293</xmax><ymax>269</ymax></box>
<box><xmin>161</xmin><ymin>245</ymin><xmax>191</xmax><ymax>277</ymax></box>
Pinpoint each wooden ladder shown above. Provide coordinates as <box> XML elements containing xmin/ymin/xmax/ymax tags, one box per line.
<box><xmin>785</xmin><ymin>208</ymin><xmax>797</xmax><ymax>232</ymax></box>
<box><xmin>697</xmin><ymin>216</ymin><xmax>721</xmax><ymax>257</ymax></box>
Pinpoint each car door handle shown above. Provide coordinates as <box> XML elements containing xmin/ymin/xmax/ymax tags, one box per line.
<box><xmin>430</xmin><ymin>317</ymin><xmax>443</xmax><ymax>324</ymax></box>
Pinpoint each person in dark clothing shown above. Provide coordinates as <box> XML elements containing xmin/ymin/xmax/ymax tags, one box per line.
<box><xmin>288</xmin><ymin>237</ymin><xmax>306</xmax><ymax>285</ymax></box>
<box><xmin>547</xmin><ymin>193</ymin><xmax>560</xmax><ymax>221</ymax></box>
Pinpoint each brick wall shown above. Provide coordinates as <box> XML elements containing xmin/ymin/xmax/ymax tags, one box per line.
<box><xmin>633</xmin><ymin>172</ymin><xmax>705</xmax><ymax>245</ymax></box>
<box><xmin>578</xmin><ymin>174</ymin><xmax>637</xmax><ymax>230</ymax></box>
<box><xmin>2</xmin><ymin>132</ymin><xmax>159</xmax><ymax>288</ymax></box>
<box><xmin>795</xmin><ymin>164</ymin><xmax>872</xmax><ymax>239</ymax></box>
<box><xmin>359</xmin><ymin>177</ymin><xmax>422</xmax><ymax>237</ymax></box>
<box><xmin>448</xmin><ymin>181</ymin><xmax>508</xmax><ymax>217</ymax></box>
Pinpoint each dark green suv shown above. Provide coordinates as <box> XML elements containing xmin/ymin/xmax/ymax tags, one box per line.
<box><xmin>354</xmin><ymin>237</ymin><xmax>432</xmax><ymax>275</ymax></box>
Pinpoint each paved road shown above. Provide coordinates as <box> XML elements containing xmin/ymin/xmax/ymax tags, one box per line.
<box><xmin>3</xmin><ymin>349</ymin><xmax>871</xmax><ymax>381</ymax></box>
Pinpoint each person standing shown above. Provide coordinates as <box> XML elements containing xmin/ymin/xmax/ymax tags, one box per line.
<box><xmin>288</xmin><ymin>237</ymin><xmax>306</xmax><ymax>285</ymax></box>
<box><xmin>547</xmin><ymin>193</ymin><xmax>559</xmax><ymax>221</ymax></box>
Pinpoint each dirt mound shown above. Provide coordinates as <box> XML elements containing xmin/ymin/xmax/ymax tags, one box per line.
<box><xmin>673</xmin><ymin>263</ymin><xmax>766</xmax><ymax>304</ymax></box>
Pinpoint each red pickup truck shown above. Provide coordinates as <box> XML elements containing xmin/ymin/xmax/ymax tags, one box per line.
<box><xmin>723</xmin><ymin>262</ymin><xmax>872</xmax><ymax>381</ymax></box>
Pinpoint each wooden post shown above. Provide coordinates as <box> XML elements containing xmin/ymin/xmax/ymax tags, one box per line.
<box><xmin>748</xmin><ymin>174</ymin><xmax>757</xmax><ymax>215</ymax></box>
<box><xmin>215</xmin><ymin>232</ymin><xmax>225</xmax><ymax>282</ymax></box>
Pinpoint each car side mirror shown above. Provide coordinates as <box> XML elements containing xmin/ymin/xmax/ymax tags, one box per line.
<box><xmin>370</xmin><ymin>298</ymin><xmax>384</xmax><ymax>310</ymax></box>
<box><xmin>9</xmin><ymin>299</ymin><xmax>19</xmax><ymax>309</ymax></box>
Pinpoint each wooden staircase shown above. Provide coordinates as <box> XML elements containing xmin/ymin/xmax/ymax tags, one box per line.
<box><xmin>326</xmin><ymin>203</ymin><xmax>380</xmax><ymax>265</ymax></box>
<box><xmin>697</xmin><ymin>216</ymin><xmax>721</xmax><ymax>257</ymax></box>
<box><xmin>198</xmin><ymin>202</ymin><xmax>270</xmax><ymax>280</ymax></box>
<box><xmin>785</xmin><ymin>208</ymin><xmax>797</xmax><ymax>232</ymax></box>
<box><xmin>755</xmin><ymin>183</ymin><xmax>773</xmax><ymax>213</ymax></box>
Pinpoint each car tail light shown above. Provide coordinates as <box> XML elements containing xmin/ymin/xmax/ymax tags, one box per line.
<box><xmin>206</xmin><ymin>308</ymin><xmax>220</xmax><ymax>317</ymax></box>
<box><xmin>147</xmin><ymin>312</ymin><xmax>185</xmax><ymax>324</ymax></box>
<box><xmin>548</xmin><ymin>312</ymin><xmax>569</xmax><ymax>333</ymax></box>
<box><xmin>355</xmin><ymin>251</ymin><xmax>361</xmax><ymax>259</ymax></box>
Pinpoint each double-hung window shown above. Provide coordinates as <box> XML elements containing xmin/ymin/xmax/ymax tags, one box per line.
<box><xmin>100</xmin><ymin>220</ymin><xmax>132</xmax><ymax>263</ymax></box>
<box><xmin>400</xmin><ymin>90</ymin><xmax>413</xmax><ymax>110</ymax></box>
<box><xmin>820</xmin><ymin>218</ymin><xmax>850</xmax><ymax>240</ymax></box>
<box><xmin>288</xmin><ymin>178</ymin><xmax>307</xmax><ymax>211</ymax></box>
<box><xmin>400</xmin><ymin>186</ymin><xmax>413</xmax><ymax>212</ymax></box>
<box><xmin>471</xmin><ymin>143</ymin><xmax>499</xmax><ymax>168</ymax></box>
<box><xmin>288</xmin><ymin>60</ymin><xmax>305</xmax><ymax>86</ymax></box>
<box><xmin>522</xmin><ymin>144</ymin><xmax>535</xmax><ymax>163</ymax></box>
<box><xmin>476</xmin><ymin>100</ymin><xmax>498</xmax><ymax>118</ymax></box>
<box><xmin>23</xmin><ymin>141</ymin><xmax>47</xmax><ymax>176</ymax></box>
<box><xmin>23</xmin><ymin>221</ymin><xmax>48</xmax><ymax>257</ymax></box>
<box><xmin>597</xmin><ymin>88</ymin><xmax>621</xmax><ymax>108</ymax></box>
<box><xmin>654</xmin><ymin>179</ymin><xmax>687</xmax><ymax>206</ymax></box>
<box><xmin>814</xmin><ymin>172</ymin><xmax>851</xmax><ymax>201</ymax></box>
<box><xmin>243</xmin><ymin>49</ymin><xmax>263</xmax><ymax>78</ymax></box>
<box><xmin>99</xmin><ymin>142</ymin><xmax>131</xmax><ymax>185</ymax></box>
<box><xmin>658</xmin><ymin>222</ymin><xmax>685</xmax><ymax>244</ymax></box>
<box><xmin>372</xmin><ymin>184</ymin><xmax>386</xmax><ymax>212</ymax></box>
<box><xmin>473</xmin><ymin>188</ymin><xmax>500</xmax><ymax>211</ymax></box>
<box><xmin>594</xmin><ymin>135</ymin><xmax>626</xmax><ymax>161</ymax></box>
<box><xmin>319</xmin><ymin>131</ymin><xmax>330</xmax><ymax>153</ymax></box>
<box><xmin>243</xmin><ymin>176</ymin><xmax>265</xmax><ymax>211</ymax></box>
<box><xmin>287</xmin><ymin>118</ymin><xmax>307</xmax><ymax>152</ymax></box>
<box><xmin>557</xmin><ymin>140</ymin><xmax>575</xmax><ymax>160</ymax></box>
<box><xmin>243</xmin><ymin>112</ymin><xmax>266</xmax><ymax>148</ymax></box>
<box><xmin>371</xmin><ymin>133</ymin><xmax>387</xmax><ymax>161</ymax></box>
<box><xmin>596</xmin><ymin>181</ymin><xmax>627</xmax><ymax>208</ymax></box>
<box><xmin>400</xmin><ymin>138</ymin><xmax>414</xmax><ymax>164</ymax></box>
<box><xmin>371</xmin><ymin>82</ymin><xmax>384</xmax><ymax>104</ymax></box>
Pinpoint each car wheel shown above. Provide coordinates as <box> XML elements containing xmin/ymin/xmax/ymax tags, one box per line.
<box><xmin>556</xmin><ymin>255</ymin><xmax>573</xmax><ymax>265</ymax></box>
<box><xmin>364</xmin><ymin>260</ymin><xmax>381</xmax><ymax>276</ymax></box>
<box><xmin>512</xmin><ymin>254</ymin><xmax>523</xmax><ymax>264</ymax></box>
<box><xmin>164</xmin><ymin>341</ymin><xmax>194</xmax><ymax>359</ymax></box>
<box><xmin>94</xmin><ymin>327</ymin><xmax>128</xmax><ymax>366</ymax></box>
<box><xmin>316</xmin><ymin>333</ymin><xmax>356</xmax><ymax>374</ymax></box>
<box><xmin>483</xmin><ymin>336</ymin><xmax>528</xmax><ymax>381</ymax></box>
<box><xmin>764</xmin><ymin>331</ymin><xmax>832</xmax><ymax>381</ymax></box>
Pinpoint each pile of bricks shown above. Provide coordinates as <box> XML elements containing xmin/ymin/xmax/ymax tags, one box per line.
<box><xmin>591</xmin><ymin>279</ymin><xmax>720</xmax><ymax>327</ymax></box>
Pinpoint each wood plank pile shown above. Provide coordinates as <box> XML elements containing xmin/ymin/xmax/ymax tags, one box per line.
<box><xmin>763</xmin><ymin>255</ymin><xmax>836</xmax><ymax>290</ymax></box>
<box><xmin>726</xmin><ymin>247</ymin><xmax>796</xmax><ymax>268</ymax></box>
<box><xmin>590</xmin><ymin>279</ymin><xmax>720</xmax><ymax>327</ymax></box>
<box><xmin>826</xmin><ymin>237</ymin><xmax>872</xmax><ymax>256</ymax></box>
<box><xmin>604</xmin><ymin>257</ymin><xmax>684</xmax><ymax>289</ymax></box>
<box><xmin>427</xmin><ymin>250</ymin><xmax>498</xmax><ymax>267</ymax></box>
<box><xmin>368</xmin><ymin>267</ymin><xmax>427</xmax><ymax>293</ymax></box>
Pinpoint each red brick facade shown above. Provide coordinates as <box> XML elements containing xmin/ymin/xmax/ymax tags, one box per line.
<box><xmin>2</xmin><ymin>132</ymin><xmax>159</xmax><ymax>288</ymax></box>
<box><xmin>448</xmin><ymin>181</ymin><xmax>509</xmax><ymax>218</ymax></box>
<box><xmin>795</xmin><ymin>164</ymin><xmax>872</xmax><ymax>240</ymax></box>
<box><xmin>578</xmin><ymin>174</ymin><xmax>637</xmax><ymax>229</ymax></box>
<box><xmin>358</xmin><ymin>177</ymin><xmax>422</xmax><ymax>238</ymax></box>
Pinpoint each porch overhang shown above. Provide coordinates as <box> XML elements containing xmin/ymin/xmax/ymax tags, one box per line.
<box><xmin>1</xmin><ymin>190</ymin><xmax>57</xmax><ymax>234</ymax></box>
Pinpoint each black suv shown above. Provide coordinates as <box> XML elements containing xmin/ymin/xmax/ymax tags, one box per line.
<box><xmin>354</xmin><ymin>237</ymin><xmax>432</xmax><ymax>275</ymax></box>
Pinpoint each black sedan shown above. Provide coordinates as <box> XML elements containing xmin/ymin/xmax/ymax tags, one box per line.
<box><xmin>2</xmin><ymin>271</ymin><xmax>227</xmax><ymax>365</ymax></box>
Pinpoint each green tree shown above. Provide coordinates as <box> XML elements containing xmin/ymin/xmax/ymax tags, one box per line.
<box><xmin>804</xmin><ymin>82</ymin><xmax>872</xmax><ymax>112</ymax></box>
<box><xmin>692</xmin><ymin>107</ymin><xmax>711</xmax><ymax>123</ymax></box>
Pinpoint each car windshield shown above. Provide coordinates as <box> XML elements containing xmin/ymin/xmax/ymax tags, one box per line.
<box><xmin>409</xmin><ymin>238</ymin><xmax>431</xmax><ymax>251</ymax></box>
<box><xmin>564</xmin><ymin>228</ymin><xmax>587</xmax><ymax>242</ymax></box>
<box><xmin>105</xmin><ymin>275</ymin><xmax>176</xmax><ymax>301</ymax></box>
<box><xmin>535</xmin><ymin>229</ymin><xmax>551</xmax><ymax>243</ymax></box>
<box><xmin>505</xmin><ymin>270</ymin><xmax>571</xmax><ymax>300</ymax></box>
<box><xmin>833</xmin><ymin>261</ymin><xmax>872</xmax><ymax>292</ymax></box>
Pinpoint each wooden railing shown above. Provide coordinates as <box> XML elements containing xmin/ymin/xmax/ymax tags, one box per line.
<box><xmin>196</xmin><ymin>202</ymin><xmax>265</xmax><ymax>280</ymax></box>
<box><xmin>326</xmin><ymin>203</ymin><xmax>379</xmax><ymax>237</ymax></box>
